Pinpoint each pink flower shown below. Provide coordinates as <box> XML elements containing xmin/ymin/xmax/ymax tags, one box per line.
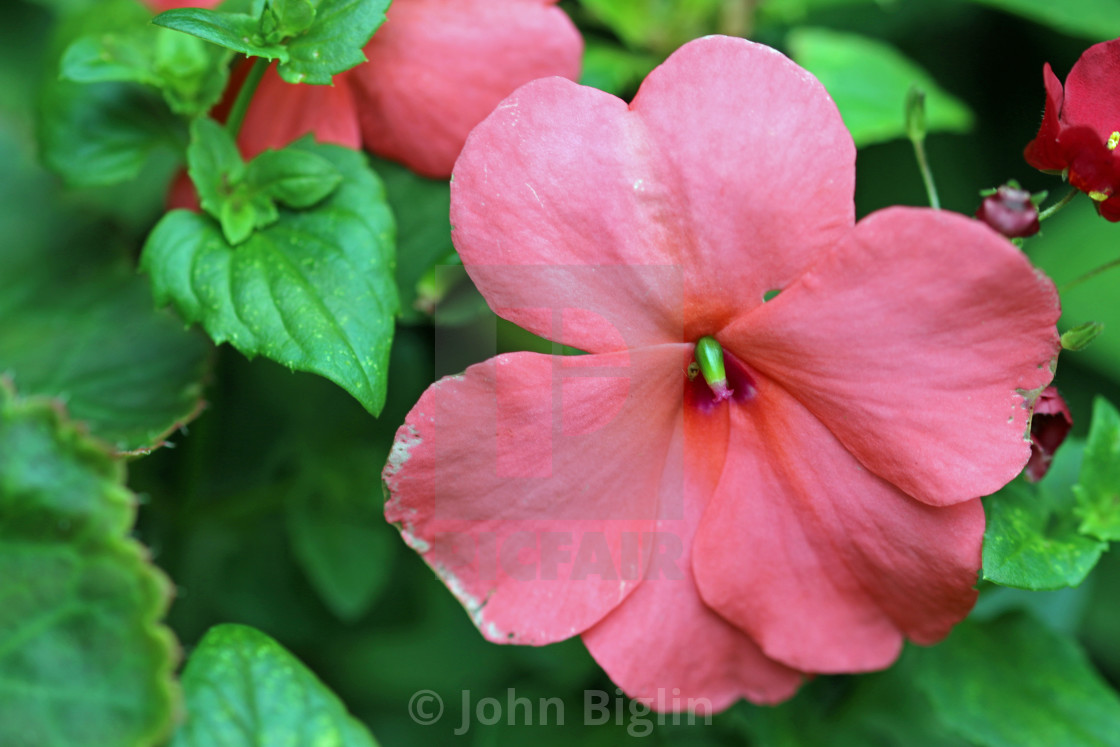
<box><xmin>148</xmin><ymin>0</ymin><xmax>582</xmax><ymax>178</ymax></box>
<box><xmin>1024</xmin><ymin>38</ymin><xmax>1120</xmax><ymax>221</ymax></box>
<box><xmin>1025</xmin><ymin>386</ymin><xmax>1072</xmax><ymax>482</ymax></box>
<box><xmin>382</xmin><ymin>37</ymin><xmax>1061</xmax><ymax>709</ymax></box>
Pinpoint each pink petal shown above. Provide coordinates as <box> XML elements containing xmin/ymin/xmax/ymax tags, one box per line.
<box><xmin>383</xmin><ymin>346</ymin><xmax>689</xmax><ymax>644</ymax></box>
<box><xmin>583</xmin><ymin>400</ymin><xmax>803</xmax><ymax>710</ymax></box>
<box><xmin>235</xmin><ymin>63</ymin><xmax>361</xmax><ymax>159</ymax></box>
<box><xmin>692</xmin><ymin>376</ymin><xmax>985</xmax><ymax>673</ymax></box>
<box><xmin>1024</xmin><ymin>63</ymin><xmax>1068</xmax><ymax>173</ymax></box>
<box><xmin>450</xmin><ymin>35</ymin><xmax>854</xmax><ymax>353</ymax></box>
<box><xmin>724</xmin><ymin>207</ymin><xmax>1059</xmax><ymax>507</ymax></box>
<box><xmin>348</xmin><ymin>0</ymin><xmax>582</xmax><ymax>178</ymax></box>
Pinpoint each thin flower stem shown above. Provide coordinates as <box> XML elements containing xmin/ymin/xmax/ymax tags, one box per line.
<box><xmin>1059</xmin><ymin>256</ymin><xmax>1120</xmax><ymax>293</ymax></box>
<box><xmin>910</xmin><ymin>136</ymin><xmax>940</xmax><ymax>210</ymax></box>
<box><xmin>1038</xmin><ymin>187</ymin><xmax>1079</xmax><ymax>222</ymax></box>
<box><xmin>226</xmin><ymin>57</ymin><xmax>271</xmax><ymax>139</ymax></box>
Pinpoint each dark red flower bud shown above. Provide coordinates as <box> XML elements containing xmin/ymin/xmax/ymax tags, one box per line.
<box><xmin>1025</xmin><ymin>386</ymin><xmax>1072</xmax><ymax>482</ymax></box>
<box><xmin>1024</xmin><ymin>38</ymin><xmax>1120</xmax><ymax>222</ymax></box>
<box><xmin>975</xmin><ymin>185</ymin><xmax>1041</xmax><ymax>238</ymax></box>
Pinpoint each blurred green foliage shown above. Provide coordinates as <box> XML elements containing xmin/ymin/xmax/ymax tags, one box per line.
<box><xmin>3</xmin><ymin>0</ymin><xmax>1120</xmax><ymax>744</ymax></box>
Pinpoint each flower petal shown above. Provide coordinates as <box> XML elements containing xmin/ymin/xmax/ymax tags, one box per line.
<box><xmin>1024</xmin><ymin>63</ymin><xmax>1067</xmax><ymax>172</ymax></box>
<box><xmin>724</xmin><ymin>207</ymin><xmax>1059</xmax><ymax>506</ymax></box>
<box><xmin>348</xmin><ymin>0</ymin><xmax>582</xmax><ymax>178</ymax></box>
<box><xmin>1058</xmin><ymin>38</ymin><xmax>1120</xmax><ymax>136</ymax></box>
<box><xmin>383</xmin><ymin>346</ymin><xmax>688</xmax><ymax>644</ymax></box>
<box><xmin>236</xmin><ymin>63</ymin><xmax>361</xmax><ymax>159</ymax></box>
<box><xmin>692</xmin><ymin>377</ymin><xmax>985</xmax><ymax>673</ymax></box>
<box><xmin>583</xmin><ymin>400</ymin><xmax>803</xmax><ymax>710</ymax></box>
<box><xmin>450</xmin><ymin>35</ymin><xmax>854</xmax><ymax>352</ymax></box>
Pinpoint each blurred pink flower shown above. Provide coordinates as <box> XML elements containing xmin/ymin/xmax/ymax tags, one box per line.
<box><xmin>382</xmin><ymin>36</ymin><xmax>1061</xmax><ymax>710</ymax></box>
<box><xmin>148</xmin><ymin>0</ymin><xmax>582</xmax><ymax>178</ymax></box>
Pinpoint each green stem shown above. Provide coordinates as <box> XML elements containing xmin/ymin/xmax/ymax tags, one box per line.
<box><xmin>1059</xmin><ymin>256</ymin><xmax>1120</xmax><ymax>293</ymax></box>
<box><xmin>910</xmin><ymin>136</ymin><xmax>940</xmax><ymax>210</ymax></box>
<box><xmin>226</xmin><ymin>57</ymin><xmax>271</xmax><ymax>139</ymax></box>
<box><xmin>1038</xmin><ymin>187</ymin><xmax>1079</xmax><ymax>222</ymax></box>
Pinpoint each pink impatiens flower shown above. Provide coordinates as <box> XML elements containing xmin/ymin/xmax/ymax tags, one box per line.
<box><xmin>383</xmin><ymin>36</ymin><xmax>1061</xmax><ymax>709</ymax></box>
<box><xmin>148</xmin><ymin>0</ymin><xmax>582</xmax><ymax>178</ymax></box>
<box><xmin>1024</xmin><ymin>38</ymin><xmax>1120</xmax><ymax>221</ymax></box>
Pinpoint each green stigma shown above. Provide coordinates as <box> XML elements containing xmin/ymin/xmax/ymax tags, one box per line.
<box><xmin>1108</xmin><ymin>131</ymin><xmax>1120</xmax><ymax>151</ymax></box>
<box><xmin>694</xmin><ymin>336</ymin><xmax>733</xmax><ymax>401</ymax></box>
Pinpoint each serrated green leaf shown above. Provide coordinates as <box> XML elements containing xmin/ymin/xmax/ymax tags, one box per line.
<box><xmin>0</xmin><ymin>237</ymin><xmax>211</xmax><ymax>455</ymax></box>
<box><xmin>967</xmin><ymin>0</ymin><xmax>1120</xmax><ymax>41</ymax></box>
<box><xmin>248</xmin><ymin>145</ymin><xmax>342</xmax><ymax>208</ymax></box>
<box><xmin>910</xmin><ymin>612</ymin><xmax>1120</xmax><ymax>747</ymax></box>
<box><xmin>170</xmin><ymin>624</ymin><xmax>378</xmax><ymax>747</ymax></box>
<box><xmin>37</xmin><ymin>78</ymin><xmax>185</xmax><ymax>187</ymax></box>
<box><xmin>142</xmin><ymin>141</ymin><xmax>398</xmax><ymax>415</ymax></box>
<box><xmin>0</xmin><ymin>383</ymin><xmax>178</xmax><ymax>746</ymax></box>
<box><xmin>1075</xmin><ymin>397</ymin><xmax>1120</xmax><ymax>541</ymax></box>
<box><xmin>279</xmin><ymin>0</ymin><xmax>388</xmax><ymax>84</ymax></box>
<box><xmin>153</xmin><ymin>8</ymin><xmax>290</xmax><ymax>63</ymax></box>
<box><xmin>787</xmin><ymin>28</ymin><xmax>974</xmax><ymax>148</ymax></box>
<box><xmin>982</xmin><ymin>441</ymin><xmax>1106</xmax><ymax>590</ymax></box>
<box><xmin>285</xmin><ymin>446</ymin><xmax>394</xmax><ymax>621</ymax></box>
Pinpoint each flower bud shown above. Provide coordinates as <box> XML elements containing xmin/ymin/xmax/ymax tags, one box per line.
<box><xmin>1025</xmin><ymin>386</ymin><xmax>1072</xmax><ymax>482</ymax></box>
<box><xmin>975</xmin><ymin>184</ymin><xmax>1041</xmax><ymax>238</ymax></box>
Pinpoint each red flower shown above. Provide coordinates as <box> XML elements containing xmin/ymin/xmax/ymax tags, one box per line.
<box><xmin>382</xmin><ymin>37</ymin><xmax>1061</xmax><ymax>709</ymax></box>
<box><xmin>148</xmin><ymin>0</ymin><xmax>582</xmax><ymax>178</ymax></box>
<box><xmin>1024</xmin><ymin>38</ymin><xmax>1120</xmax><ymax>221</ymax></box>
<box><xmin>1025</xmin><ymin>386</ymin><xmax>1072</xmax><ymax>482</ymax></box>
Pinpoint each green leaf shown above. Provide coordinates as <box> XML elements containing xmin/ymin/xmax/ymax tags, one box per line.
<box><xmin>60</xmin><ymin>28</ymin><xmax>231</xmax><ymax>117</ymax></box>
<box><xmin>0</xmin><ymin>383</ymin><xmax>178</xmax><ymax>746</ymax></box>
<box><xmin>142</xmin><ymin>142</ymin><xmax>398</xmax><ymax>416</ymax></box>
<box><xmin>910</xmin><ymin>612</ymin><xmax>1120</xmax><ymax>747</ymax></box>
<box><xmin>0</xmin><ymin>240</ymin><xmax>211</xmax><ymax>454</ymax></box>
<box><xmin>261</xmin><ymin>0</ymin><xmax>318</xmax><ymax>42</ymax></box>
<box><xmin>280</xmin><ymin>0</ymin><xmax>389</xmax><ymax>85</ymax></box>
<box><xmin>982</xmin><ymin>441</ymin><xmax>1106</xmax><ymax>590</ymax></box>
<box><xmin>787</xmin><ymin>28</ymin><xmax>974</xmax><ymax>148</ymax></box>
<box><xmin>285</xmin><ymin>446</ymin><xmax>395</xmax><ymax>621</ymax></box>
<box><xmin>369</xmin><ymin>156</ymin><xmax>453</xmax><ymax>323</ymax></box>
<box><xmin>580</xmin><ymin>0</ymin><xmax>722</xmax><ymax>53</ymax></box>
<box><xmin>188</xmin><ymin>117</ymin><xmax>246</xmax><ymax>220</ymax></box>
<box><xmin>153</xmin><ymin>8</ymin><xmax>290</xmax><ymax>64</ymax></box>
<box><xmin>170</xmin><ymin>623</ymin><xmax>378</xmax><ymax>747</ymax></box>
<box><xmin>966</xmin><ymin>0</ymin><xmax>1120</xmax><ymax>41</ymax></box>
<box><xmin>1074</xmin><ymin>397</ymin><xmax>1120</xmax><ymax>541</ymax></box>
<box><xmin>155</xmin><ymin>0</ymin><xmax>388</xmax><ymax>85</ymax></box>
<box><xmin>580</xmin><ymin>39</ymin><xmax>660</xmax><ymax>96</ymax></box>
<box><xmin>248</xmin><ymin>146</ymin><xmax>343</xmax><ymax>208</ymax></box>
<box><xmin>1062</xmin><ymin>321</ymin><xmax>1106</xmax><ymax>351</ymax></box>
<box><xmin>37</xmin><ymin>78</ymin><xmax>185</xmax><ymax>187</ymax></box>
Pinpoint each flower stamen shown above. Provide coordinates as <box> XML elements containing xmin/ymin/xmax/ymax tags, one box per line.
<box><xmin>695</xmin><ymin>336</ymin><xmax>733</xmax><ymax>402</ymax></box>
